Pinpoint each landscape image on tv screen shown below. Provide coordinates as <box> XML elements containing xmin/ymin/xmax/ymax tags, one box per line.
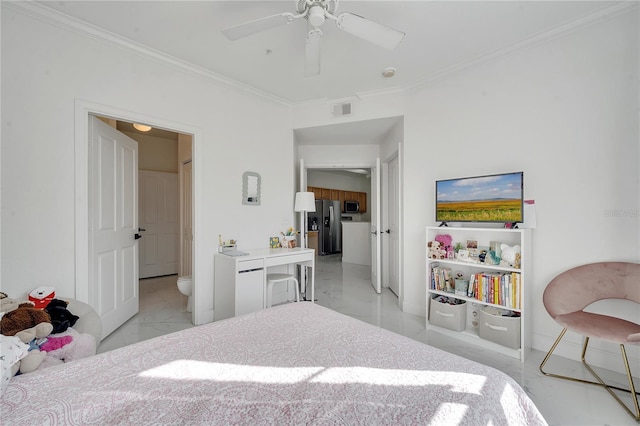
<box><xmin>436</xmin><ymin>172</ymin><xmax>523</xmax><ymax>223</ymax></box>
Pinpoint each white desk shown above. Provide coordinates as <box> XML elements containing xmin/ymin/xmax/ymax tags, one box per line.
<box><xmin>213</xmin><ymin>247</ymin><xmax>315</xmax><ymax>321</ymax></box>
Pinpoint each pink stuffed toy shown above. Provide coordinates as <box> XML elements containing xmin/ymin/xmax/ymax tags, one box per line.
<box><xmin>435</xmin><ymin>234</ymin><xmax>453</xmax><ymax>259</ymax></box>
<box><xmin>40</xmin><ymin>335</ymin><xmax>73</xmax><ymax>352</ymax></box>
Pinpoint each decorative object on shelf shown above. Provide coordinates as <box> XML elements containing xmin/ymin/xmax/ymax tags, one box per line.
<box><xmin>489</xmin><ymin>241</ymin><xmax>503</xmax><ymax>258</ymax></box>
<box><xmin>485</xmin><ymin>250</ymin><xmax>500</xmax><ymax>265</ymax></box>
<box><xmin>454</xmin><ymin>279</ymin><xmax>469</xmax><ymax>296</ymax></box>
<box><xmin>280</xmin><ymin>227</ymin><xmax>299</xmax><ymax>248</ymax></box>
<box><xmin>499</xmin><ymin>244</ymin><xmax>521</xmax><ymax>268</ymax></box>
<box><xmin>427</xmin><ymin>241</ymin><xmax>447</xmax><ymax>259</ymax></box>
<box><xmin>218</xmin><ymin>234</ymin><xmax>237</xmax><ymax>253</ymax></box>
<box><xmin>269</xmin><ymin>237</ymin><xmax>280</xmax><ymax>248</ymax></box>
<box><xmin>454</xmin><ymin>242</ymin><xmax>464</xmax><ymax>254</ymax></box>
<box><xmin>456</xmin><ymin>249</ymin><xmax>471</xmax><ymax>262</ymax></box>
<box><xmin>435</xmin><ymin>234</ymin><xmax>453</xmax><ymax>259</ymax></box>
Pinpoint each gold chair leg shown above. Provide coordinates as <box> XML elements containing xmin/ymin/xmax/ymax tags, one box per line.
<box><xmin>540</xmin><ymin>330</ymin><xmax>640</xmax><ymax>421</ymax></box>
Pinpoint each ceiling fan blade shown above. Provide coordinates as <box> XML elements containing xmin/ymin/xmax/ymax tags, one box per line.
<box><xmin>222</xmin><ymin>12</ymin><xmax>296</xmax><ymax>41</ymax></box>
<box><xmin>336</xmin><ymin>12</ymin><xmax>405</xmax><ymax>50</ymax></box>
<box><xmin>304</xmin><ymin>29</ymin><xmax>322</xmax><ymax>77</ymax></box>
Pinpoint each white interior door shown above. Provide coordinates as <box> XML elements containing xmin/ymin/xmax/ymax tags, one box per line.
<box><xmin>370</xmin><ymin>158</ymin><xmax>382</xmax><ymax>294</ymax></box>
<box><xmin>180</xmin><ymin>160</ymin><xmax>193</xmax><ymax>277</ymax></box>
<box><xmin>89</xmin><ymin>116</ymin><xmax>139</xmax><ymax>339</ymax></box>
<box><xmin>138</xmin><ymin>170</ymin><xmax>179</xmax><ymax>278</ymax></box>
<box><xmin>388</xmin><ymin>155</ymin><xmax>400</xmax><ymax>297</ymax></box>
<box><xmin>298</xmin><ymin>158</ymin><xmax>308</xmax><ymax>296</ymax></box>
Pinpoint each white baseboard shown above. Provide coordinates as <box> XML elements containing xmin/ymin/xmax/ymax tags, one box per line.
<box><xmin>402</xmin><ymin>299</ymin><xmax>426</xmax><ymax>318</ymax></box>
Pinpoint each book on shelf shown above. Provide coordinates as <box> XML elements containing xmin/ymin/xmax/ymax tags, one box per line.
<box><xmin>466</xmin><ymin>271</ymin><xmax>522</xmax><ymax>309</ymax></box>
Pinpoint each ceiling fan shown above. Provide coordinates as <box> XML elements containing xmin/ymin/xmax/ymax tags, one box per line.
<box><xmin>221</xmin><ymin>0</ymin><xmax>405</xmax><ymax>77</ymax></box>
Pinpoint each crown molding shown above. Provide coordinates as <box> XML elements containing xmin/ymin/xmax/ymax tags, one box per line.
<box><xmin>3</xmin><ymin>0</ymin><xmax>293</xmax><ymax>107</ymax></box>
<box><xmin>404</xmin><ymin>1</ymin><xmax>639</xmax><ymax>93</ymax></box>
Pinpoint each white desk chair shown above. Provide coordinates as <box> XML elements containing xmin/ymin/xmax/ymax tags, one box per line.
<box><xmin>265</xmin><ymin>273</ymin><xmax>300</xmax><ymax>308</ymax></box>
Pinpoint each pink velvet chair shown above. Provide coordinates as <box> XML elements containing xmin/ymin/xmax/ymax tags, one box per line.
<box><xmin>539</xmin><ymin>262</ymin><xmax>640</xmax><ymax>420</ymax></box>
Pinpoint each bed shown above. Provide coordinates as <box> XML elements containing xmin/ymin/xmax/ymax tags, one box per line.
<box><xmin>1</xmin><ymin>302</ymin><xmax>546</xmax><ymax>425</ymax></box>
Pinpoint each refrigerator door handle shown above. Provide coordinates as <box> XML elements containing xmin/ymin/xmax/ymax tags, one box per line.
<box><xmin>329</xmin><ymin>205</ymin><xmax>334</xmax><ymax>236</ymax></box>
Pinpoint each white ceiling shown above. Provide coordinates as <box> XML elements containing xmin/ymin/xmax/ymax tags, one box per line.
<box><xmin>29</xmin><ymin>1</ymin><xmax>622</xmax><ymax>144</ymax></box>
<box><xmin>35</xmin><ymin>1</ymin><xmax>619</xmax><ymax>104</ymax></box>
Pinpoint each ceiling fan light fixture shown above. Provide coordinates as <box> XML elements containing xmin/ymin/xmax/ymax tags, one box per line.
<box><xmin>133</xmin><ymin>123</ymin><xmax>152</xmax><ymax>132</ymax></box>
<box><xmin>308</xmin><ymin>5</ymin><xmax>326</xmax><ymax>27</ymax></box>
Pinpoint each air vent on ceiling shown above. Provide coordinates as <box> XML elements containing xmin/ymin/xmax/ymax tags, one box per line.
<box><xmin>331</xmin><ymin>101</ymin><xmax>353</xmax><ymax>118</ymax></box>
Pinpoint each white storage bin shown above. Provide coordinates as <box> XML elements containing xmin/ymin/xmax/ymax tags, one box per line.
<box><xmin>429</xmin><ymin>296</ymin><xmax>466</xmax><ymax>332</ymax></box>
<box><xmin>479</xmin><ymin>307</ymin><xmax>521</xmax><ymax>349</ymax></box>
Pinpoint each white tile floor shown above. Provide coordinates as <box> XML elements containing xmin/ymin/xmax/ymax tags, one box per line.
<box><xmin>100</xmin><ymin>255</ymin><xmax>638</xmax><ymax>426</ymax></box>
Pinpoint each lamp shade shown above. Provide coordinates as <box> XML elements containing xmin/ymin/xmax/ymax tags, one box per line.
<box><xmin>294</xmin><ymin>192</ymin><xmax>316</xmax><ymax>212</ymax></box>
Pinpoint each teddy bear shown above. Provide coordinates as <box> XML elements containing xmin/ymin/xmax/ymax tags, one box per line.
<box><xmin>428</xmin><ymin>241</ymin><xmax>447</xmax><ymax>259</ymax></box>
<box><xmin>1</xmin><ymin>302</ymin><xmax>52</xmax><ymax>337</ymax></box>
<box><xmin>499</xmin><ymin>244</ymin><xmax>521</xmax><ymax>268</ymax></box>
<box><xmin>10</xmin><ymin>322</ymin><xmax>54</xmax><ymax>375</ymax></box>
<box><xmin>45</xmin><ymin>299</ymin><xmax>79</xmax><ymax>334</ymax></box>
<box><xmin>434</xmin><ymin>234</ymin><xmax>453</xmax><ymax>259</ymax></box>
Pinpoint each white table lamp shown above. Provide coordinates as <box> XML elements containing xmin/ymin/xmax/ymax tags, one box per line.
<box><xmin>294</xmin><ymin>191</ymin><xmax>316</xmax><ymax>249</ymax></box>
<box><xmin>294</xmin><ymin>191</ymin><xmax>316</xmax><ymax>213</ymax></box>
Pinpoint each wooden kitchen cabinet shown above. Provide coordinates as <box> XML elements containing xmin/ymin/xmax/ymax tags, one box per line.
<box><xmin>307</xmin><ymin>231</ymin><xmax>319</xmax><ymax>254</ymax></box>
<box><xmin>338</xmin><ymin>191</ymin><xmax>346</xmax><ymax>210</ymax></box>
<box><xmin>358</xmin><ymin>192</ymin><xmax>367</xmax><ymax>213</ymax></box>
<box><xmin>306</xmin><ymin>186</ymin><xmax>366</xmax><ymax>213</ymax></box>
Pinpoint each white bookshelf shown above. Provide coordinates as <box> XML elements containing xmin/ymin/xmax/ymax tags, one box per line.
<box><xmin>426</xmin><ymin>226</ymin><xmax>532</xmax><ymax>361</ymax></box>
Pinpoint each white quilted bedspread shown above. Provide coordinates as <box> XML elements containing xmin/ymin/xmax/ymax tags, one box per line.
<box><xmin>1</xmin><ymin>303</ymin><xmax>546</xmax><ymax>425</ymax></box>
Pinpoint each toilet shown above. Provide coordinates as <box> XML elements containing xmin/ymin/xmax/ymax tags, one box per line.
<box><xmin>176</xmin><ymin>276</ymin><xmax>193</xmax><ymax>312</ymax></box>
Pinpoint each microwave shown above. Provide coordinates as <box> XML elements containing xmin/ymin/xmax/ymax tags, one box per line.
<box><xmin>344</xmin><ymin>200</ymin><xmax>360</xmax><ymax>213</ymax></box>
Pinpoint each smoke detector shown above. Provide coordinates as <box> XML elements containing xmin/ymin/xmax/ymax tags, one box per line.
<box><xmin>382</xmin><ymin>67</ymin><xmax>396</xmax><ymax>78</ymax></box>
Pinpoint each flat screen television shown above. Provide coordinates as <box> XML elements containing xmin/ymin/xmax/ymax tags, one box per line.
<box><xmin>435</xmin><ymin>172</ymin><xmax>524</xmax><ymax>225</ymax></box>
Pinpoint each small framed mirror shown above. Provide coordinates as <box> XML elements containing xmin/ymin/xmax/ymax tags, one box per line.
<box><xmin>242</xmin><ymin>171</ymin><xmax>261</xmax><ymax>205</ymax></box>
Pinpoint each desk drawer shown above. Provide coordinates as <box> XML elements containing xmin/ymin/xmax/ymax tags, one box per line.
<box><xmin>264</xmin><ymin>253</ymin><xmax>311</xmax><ymax>267</ymax></box>
<box><xmin>237</xmin><ymin>259</ymin><xmax>264</xmax><ymax>272</ymax></box>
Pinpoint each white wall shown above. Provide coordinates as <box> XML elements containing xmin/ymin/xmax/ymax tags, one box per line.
<box><xmin>293</xmin><ymin>10</ymin><xmax>639</xmax><ymax>373</ymax></box>
<box><xmin>1</xmin><ymin>6</ymin><xmax>294</xmax><ymax>323</ymax></box>
<box><xmin>125</xmin><ymin>131</ymin><xmax>178</xmax><ymax>173</ymax></box>
<box><xmin>298</xmin><ymin>144</ymin><xmax>380</xmax><ymax>168</ymax></box>
<box><xmin>403</xmin><ymin>10</ymin><xmax>639</xmax><ymax>371</ymax></box>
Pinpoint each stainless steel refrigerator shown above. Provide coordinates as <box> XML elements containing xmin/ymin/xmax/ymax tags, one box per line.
<box><xmin>309</xmin><ymin>200</ymin><xmax>342</xmax><ymax>255</ymax></box>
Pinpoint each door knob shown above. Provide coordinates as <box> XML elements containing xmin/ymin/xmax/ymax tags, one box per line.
<box><xmin>139</xmin><ymin>227</ymin><xmax>146</xmax><ymax>232</ymax></box>
<box><xmin>385</xmin><ymin>229</ymin><xmax>391</xmax><ymax>234</ymax></box>
<box><xmin>134</xmin><ymin>233</ymin><xmax>142</xmax><ymax>240</ymax></box>
<box><xmin>371</xmin><ymin>231</ymin><xmax>378</xmax><ymax>235</ymax></box>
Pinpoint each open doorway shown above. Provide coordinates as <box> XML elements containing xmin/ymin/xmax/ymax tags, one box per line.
<box><xmin>300</xmin><ymin>160</ymin><xmax>382</xmax><ymax>293</ymax></box>
<box><xmin>76</xmin><ymin>106</ymin><xmax>195</xmax><ymax>345</ymax></box>
<box><xmin>103</xmin><ymin>116</ymin><xmax>194</xmax><ymax>334</ymax></box>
